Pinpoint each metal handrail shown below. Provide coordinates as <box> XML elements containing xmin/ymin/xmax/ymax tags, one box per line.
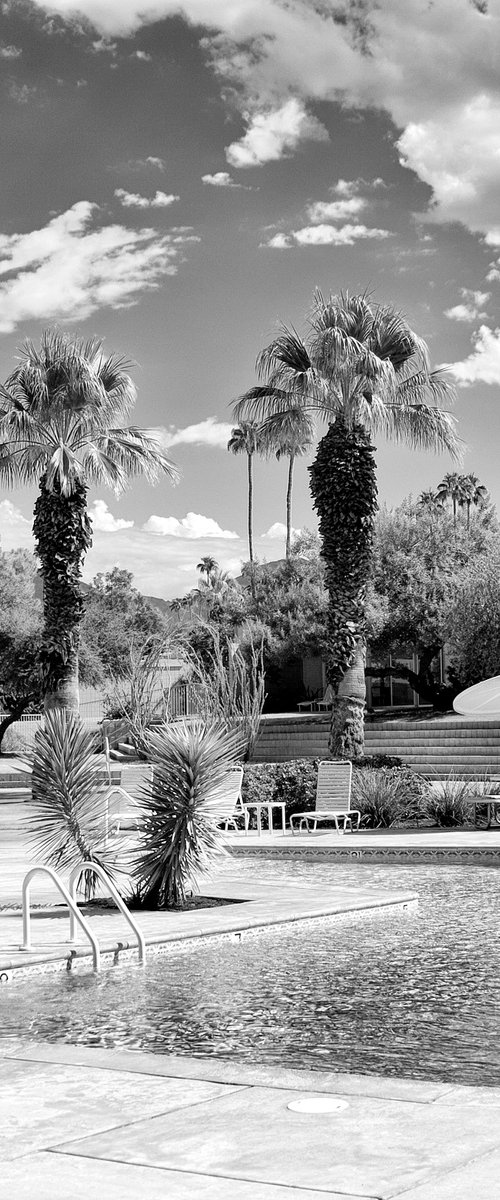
<box><xmin>68</xmin><ymin>861</ymin><xmax>146</xmax><ymax>966</ymax></box>
<box><xmin>20</xmin><ymin>866</ymin><xmax>101</xmax><ymax>972</ymax></box>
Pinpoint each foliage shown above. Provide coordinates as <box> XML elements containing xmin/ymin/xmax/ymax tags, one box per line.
<box><xmin>33</xmin><ymin>476</ymin><xmax>92</xmax><ymax>706</ymax></box>
<box><xmin>0</xmin><ymin>329</ymin><xmax>177</xmax><ymax>709</ymax></box>
<box><xmin>185</xmin><ymin>625</ymin><xmax>266</xmax><ymax>759</ymax></box>
<box><xmin>310</xmin><ymin>419</ymin><xmax>377</xmax><ymax>688</ymax></box>
<box><xmin>81</xmin><ymin>567</ymin><xmax>167</xmax><ymax>682</ymax></box>
<box><xmin>351</xmin><ymin>766</ymin><xmax>426</xmax><ymax>828</ymax></box>
<box><xmin>242</xmin><ymin>758</ymin><xmax>318</xmax><ymax>827</ymax></box>
<box><xmin>447</xmin><ymin>550</ymin><xmax>500</xmax><ymax>688</ymax></box>
<box><xmin>27</xmin><ymin>709</ymin><xmax>121</xmax><ymax>899</ymax></box>
<box><xmin>0</xmin><ymin>547</ymin><xmax>44</xmax><ymax>749</ymax></box>
<box><xmin>133</xmin><ymin>719</ymin><xmax>245</xmax><ymax>907</ymax></box>
<box><xmin>424</xmin><ymin>776</ymin><xmax>474</xmax><ymax>827</ymax></box>
<box><xmin>368</xmin><ymin>495</ymin><xmax>500</xmax><ymax>706</ymax></box>
<box><xmin>105</xmin><ymin>633</ymin><xmax>181</xmax><ymax>748</ymax></box>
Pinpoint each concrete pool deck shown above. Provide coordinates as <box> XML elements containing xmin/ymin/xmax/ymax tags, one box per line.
<box><xmin>2</xmin><ymin>1041</ymin><xmax>500</xmax><ymax>1198</ymax></box>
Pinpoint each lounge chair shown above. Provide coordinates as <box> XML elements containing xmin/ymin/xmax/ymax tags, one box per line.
<box><xmin>290</xmin><ymin>760</ymin><xmax>360</xmax><ymax>834</ymax></box>
<box><xmin>204</xmin><ymin>766</ymin><xmax>245</xmax><ymax>832</ymax></box>
<box><xmin>106</xmin><ymin>763</ymin><xmax>154</xmax><ymax>835</ymax></box>
<box><xmin>297</xmin><ymin>685</ymin><xmax>334</xmax><ymax>713</ymax></box>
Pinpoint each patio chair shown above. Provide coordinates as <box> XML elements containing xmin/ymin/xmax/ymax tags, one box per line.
<box><xmin>297</xmin><ymin>685</ymin><xmax>334</xmax><ymax>713</ymax></box>
<box><xmin>290</xmin><ymin>760</ymin><xmax>360</xmax><ymax>834</ymax></box>
<box><xmin>204</xmin><ymin>766</ymin><xmax>245</xmax><ymax>832</ymax></box>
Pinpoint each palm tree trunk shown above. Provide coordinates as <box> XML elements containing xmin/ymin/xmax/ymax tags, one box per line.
<box><xmin>309</xmin><ymin>419</ymin><xmax>377</xmax><ymax>760</ymax></box>
<box><xmin>247</xmin><ymin>451</ymin><xmax>256</xmax><ymax>600</ymax></box>
<box><xmin>329</xmin><ymin>638</ymin><xmax>366</xmax><ymax>759</ymax></box>
<box><xmin>33</xmin><ymin>477</ymin><xmax>92</xmax><ymax>712</ymax></box>
<box><xmin>285</xmin><ymin>454</ymin><xmax>294</xmax><ymax>559</ymax></box>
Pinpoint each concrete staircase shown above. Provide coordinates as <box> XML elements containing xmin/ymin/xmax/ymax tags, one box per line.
<box><xmin>251</xmin><ymin>713</ymin><xmax>500</xmax><ymax>778</ymax></box>
<box><xmin>0</xmin><ymin>768</ymin><xmax>32</xmax><ymax>803</ymax></box>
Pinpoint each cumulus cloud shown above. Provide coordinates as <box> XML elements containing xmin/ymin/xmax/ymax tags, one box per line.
<box><xmin>0</xmin><ymin>44</ymin><xmax>22</xmax><ymax>58</ymax></box>
<box><xmin>444</xmin><ymin>289</ymin><xmax>490</xmax><ymax>323</ymax></box>
<box><xmin>27</xmin><ymin>3</ymin><xmax>500</xmax><ymax>237</ymax></box>
<box><xmin>307</xmin><ymin>196</ymin><xmax>366</xmax><ymax>223</ymax></box>
<box><xmin>143</xmin><ymin>512</ymin><xmax>238</xmax><ymax>539</ymax></box>
<box><xmin>264</xmin><ymin>175</ymin><xmax>391</xmax><ymax>249</ymax></box>
<box><xmin>444</xmin><ymin>325</ymin><xmax>500</xmax><ymax>386</ymax></box>
<box><xmin>114</xmin><ymin>188</ymin><xmax>179</xmax><ymax>208</ymax></box>
<box><xmin>0</xmin><ymin>499</ymin><xmax>32</xmax><ymax>539</ymax></box>
<box><xmin>0</xmin><ymin>201</ymin><xmax>193</xmax><ymax>332</ymax></box>
<box><xmin>201</xmin><ymin>171</ymin><xmax>242</xmax><ymax>188</ymax></box>
<box><xmin>161</xmin><ymin>417</ymin><xmax>234</xmax><ymax>449</ymax></box>
<box><xmin>261</xmin><ymin>521</ymin><xmax>300</xmax><ymax>541</ymax></box>
<box><xmin>226</xmin><ymin>98</ymin><xmax>328</xmax><ymax>168</ymax></box>
<box><xmin>265</xmin><ymin>224</ymin><xmax>391</xmax><ymax>249</ymax></box>
<box><xmin>88</xmin><ymin>500</ymin><xmax>134</xmax><ymax>532</ymax></box>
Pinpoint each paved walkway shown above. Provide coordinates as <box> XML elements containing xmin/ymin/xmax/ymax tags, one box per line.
<box><xmin>2</xmin><ymin>1041</ymin><xmax>500</xmax><ymax>1198</ymax></box>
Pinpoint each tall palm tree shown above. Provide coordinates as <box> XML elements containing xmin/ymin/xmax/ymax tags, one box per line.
<box><xmin>460</xmin><ymin>473</ymin><xmax>489</xmax><ymax>529</ymax></box>
<box><xmin>273</xmin><ymin>411</ymin><xmax>314</xmax><ymax>558</ymax></box>
<box><xmin>228</xmin><ymin>420</ymin><xmax>267</xmax><ymax>596</ymax></box>
<box><xmin>0</xmin><ymin>330</ymin><xmax>178</xmax><ymax>711</ymax></box>
<box><xmin>233</xmin><ymin>291</ymin><xmax>460</xmax><ymax>758</ymax></box>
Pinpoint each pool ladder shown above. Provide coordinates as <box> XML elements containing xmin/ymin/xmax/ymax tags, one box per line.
<box><xmin>20</xmin><ymin>862</ymin><xmax>146</xmax><ymax>973</ymax></box>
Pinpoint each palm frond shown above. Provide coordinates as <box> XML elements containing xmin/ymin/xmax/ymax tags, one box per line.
<box><xmin>256</xmin><ymin>326</ymin><xmax>312</xmax><ymax>382</ymax></box>
<box><xmin>378</xmin><ymin>401</ymin><xmax>462</xmax><ymax>458</ymax></box>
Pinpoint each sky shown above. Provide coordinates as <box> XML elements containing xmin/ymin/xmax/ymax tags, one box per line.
<box><xmin>1</xmin><ymin>0</ymin><xmax>500</xmax><ymax>598</ymax></box>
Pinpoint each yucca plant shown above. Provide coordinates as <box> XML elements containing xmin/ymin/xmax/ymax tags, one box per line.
<box><xmin>133</xmin><ymin>718</ymin><xmax>245</xmax><ymax>908</ymax></box>
<box><xmin>27</xmin><ymin>708</ymin><xmax>122</xmax><ymax>899</ymax></box>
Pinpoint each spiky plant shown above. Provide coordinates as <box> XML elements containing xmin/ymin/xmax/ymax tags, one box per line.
<box><xmin>133</xmin><ymin>719</ymin><xmax>245</xmax><ymax>908</ymax></box>
<box><xmin>27</xmin><ymin>708</ymin><xmax>121</xmax><ymax>899</ymax></box>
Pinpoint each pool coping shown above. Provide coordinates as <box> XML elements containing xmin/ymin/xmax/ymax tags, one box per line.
<box><xmin>0</xmin><ymin>878</ymin><xmax>417</xmax><ymax>980</ymax></box>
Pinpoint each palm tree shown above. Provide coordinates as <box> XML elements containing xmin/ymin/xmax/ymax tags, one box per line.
<box><xmin>436</xmin><ymin>472</ymin><xmax>467</xmax><ymax>527</ymax></box>
<box><xmin>0</xmin><ymin>330</ymin><xmax>178</xmax><ymax>711</ymax></box>
<box><xmin>228</xmin><ymin>420</ymin><xmax>267</xmax><ymax>596</ymax></box>
<box><xmin>233</xmin><ymin>291</ymin><xmax>460</xmax><ymax>758</ymax></box>
<box><xmin>417</xmin><ymin>489</ymin><xmax>443</xmax><ymax>515</ymax></box>
<box><xmin>196</xmin><ymin>555</ymin><xmax>219</xmax><ymax>586</ymax></box>
<box><xmin>273</xmin><ymin>411</ymin><xmax>314</xmax><ymax>558</ymax></box>
<box><xmin>461</xmin><ymin>473</ymin><xmax>489</xmax><ymax>529</ymax></box>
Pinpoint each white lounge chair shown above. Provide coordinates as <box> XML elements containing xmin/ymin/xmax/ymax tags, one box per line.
<box><xmin>290</xmin><ymin>760</ymin><xmax>360</xmax><ymax>834</ymax></box>
<box><xmin>106</xmin><ymin>763</ymin><xmax>154</xmax><ymax>835</ymax></box>
<box><xmin>204</xmin><ymin>766</ymin><xmax>245</xmax><ymax>832</ymax></box>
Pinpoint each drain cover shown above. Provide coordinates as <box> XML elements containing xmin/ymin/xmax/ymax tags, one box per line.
<box><xmin>287</xmin><ymin>1096</ymin><xmax>349</xmax><ymax>1113</ymax></box>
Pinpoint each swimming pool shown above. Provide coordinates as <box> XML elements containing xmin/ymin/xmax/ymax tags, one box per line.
<box><xmin>1</xmin><ymin>860</ymin><xmax>499</xmax><ymax>1087</ymax></box>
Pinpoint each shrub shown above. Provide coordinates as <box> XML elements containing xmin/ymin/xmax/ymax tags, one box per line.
<box><xmin>242</xmin><ymin>758</ymin><xmax>318</xmax><ymax>828</ymax></box>
<box><xmin>354</xmin><ymin>753</ymin><xmax>403</xmax><ymax>769</ymax></box>
<box><xmin>424</xmin><ymin>776</ymin><xmax>475</xmax><ymax>827</ymax></box>
<box><xmin>351</xmin><ymin>766</ymin><xmax>426</xmax><ymax>828</ymax></box>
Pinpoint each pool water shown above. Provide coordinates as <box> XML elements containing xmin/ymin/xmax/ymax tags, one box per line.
<box><xmin>1</xmin><ymin>860</ymin><xmax>499</xmax><ymax>1087</ymax></box>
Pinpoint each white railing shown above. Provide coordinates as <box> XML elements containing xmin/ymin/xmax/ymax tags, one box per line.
<box><xmin>21</xmin><ymin>866</ymin><xmax>101</xmax><ymax>972</ymax></box>
<box><xmin>68</xmin><ymin>862</ymin><xmax>146</xmax><ymax>966</ymax></box>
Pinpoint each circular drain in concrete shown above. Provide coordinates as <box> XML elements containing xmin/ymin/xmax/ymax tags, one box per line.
<box><xmin>287</xmin><ymin>1096</ymin><xmax>349</xmax><ymax>1113</ymax></box>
